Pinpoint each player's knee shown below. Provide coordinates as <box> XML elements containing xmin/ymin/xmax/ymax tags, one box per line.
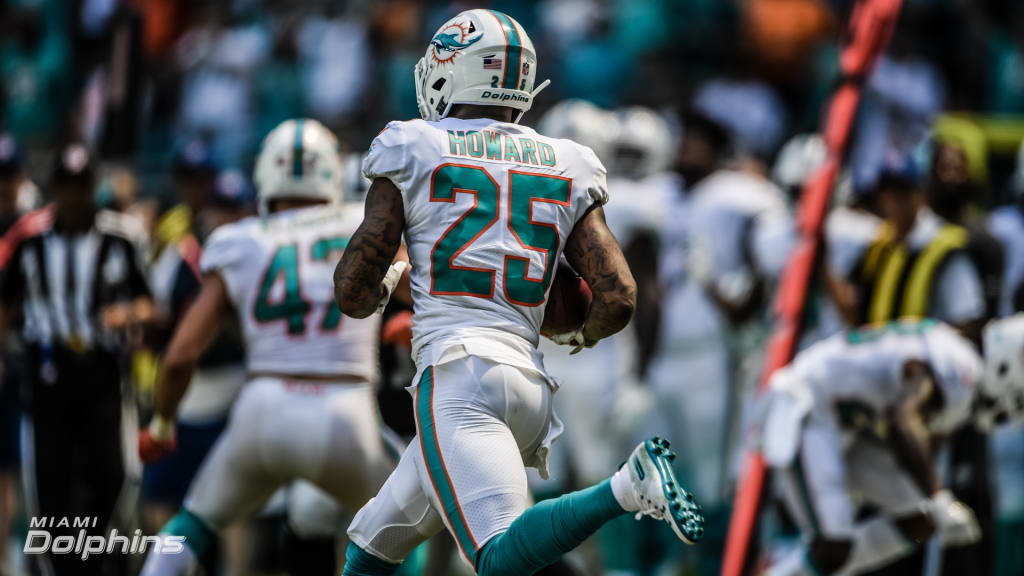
<box><xmin>807</xmin><ymin>537</ymin><xmax>853</xmax><ymax>575</ymax></box>
<box><xmin>893</xmin><ymin>510</ymin><xmax>935</xmax><ymax>543</ymax></box>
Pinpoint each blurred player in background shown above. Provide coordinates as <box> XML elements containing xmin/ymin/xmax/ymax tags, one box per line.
<box><xmin>139</xmin><ymin>119</ymin><xmax>397</xmax><ymax>575</ymax></box>
<box><xmin>335</xmin><ymin>9</ymin><xmax>702</xmax><ymax>576</ymax></box>
<box><xmin>142</xmin><ymin>164</ymin><xmax>249</xmax><ymax>519</ymax></box>
<box><xmin>760</xmin><ymin>317</ymin><xmax>1024</xmax><ymax>576</ymax></box>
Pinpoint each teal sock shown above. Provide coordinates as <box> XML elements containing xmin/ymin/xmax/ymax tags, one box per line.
<box><xmin>343</xmin><ymin>542</ymin><xmax>400</xmax><ymax>576</ymax></box>
<box><xmin>162</xmin><ymin>507</ymin><xmax>217</xmax><ymax>558</ymax></box>
<box><xmin>475</xmin><ymin>479</ymin><xmax>626</xmax><ymax>576</ymax></box>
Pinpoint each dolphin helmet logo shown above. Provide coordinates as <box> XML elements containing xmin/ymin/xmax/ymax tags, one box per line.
<box><xmin>430</xmin><ymin>20</ymin><xmax>481</xmax><ymax>65</ymax></box>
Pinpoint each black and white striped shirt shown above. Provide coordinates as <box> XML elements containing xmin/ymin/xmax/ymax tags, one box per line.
<box><xmin>0</xmin><ymin>206</ymin><xmax>151</xmax><ymax>354</ymax></box>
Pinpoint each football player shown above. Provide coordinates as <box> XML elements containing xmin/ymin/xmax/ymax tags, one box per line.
<box><xmin>139</xmin><ymin>119</ymin><xmax>400</xmax><ymax>575</ymax></box>
<box><xmin>334</xmin><ymin>9</ymin><xmax>704</xmax><ymax>576</ymax></box>
<box><xmin>761</xmin><ymin>316</ymin><xmax>1024</xmax><ymax>576</ymax></box>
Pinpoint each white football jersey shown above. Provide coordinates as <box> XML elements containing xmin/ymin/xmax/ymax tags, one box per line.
<box><xmin>783</xmin><ymin>320</ymin><xmax>982</xmax><ymax>433</ymax></box>
<box><xmin>200</xmin><ymin>204</ymin><xmax>380</xmax><ymax>379</ymax></box>
<box><xmin>363</xmin><ymin>117</ymin><xmax>608</xmax><ymax>368</ymax></box>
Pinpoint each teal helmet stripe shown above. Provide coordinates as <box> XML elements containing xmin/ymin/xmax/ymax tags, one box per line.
<box><xmin>292</xmin><ymin>119</ymin><xmax>305</xmax><ymax>178</ymax></box>
<box><xmin>488</xmin><ymin>11</ymin><xmax>521</xmax><ymax>90</ymax></box>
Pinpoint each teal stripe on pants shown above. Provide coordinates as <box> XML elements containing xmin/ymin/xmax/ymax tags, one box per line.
<box><xmin>416</xmin><ymin>366</ymin><xmax>478</xmax><ymax>563</ymax></box>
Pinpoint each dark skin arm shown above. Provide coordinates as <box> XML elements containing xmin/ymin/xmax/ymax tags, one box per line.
<box><xmin>334</xmin><ymin>178</ymin><xmax>406</xmax><ymax>319</ymax></box>
<box><xmin>154</xmin><ymin>272</ymin><xmax>230</xmax><ymax>420</ymax></box>
<box><xmin>886</xmin><ymin>360</ymin><xmax>941</xmax><ymax>497</ymax></box>
<box><xmin>565</xmin><ymin>206</ymin><xmax>637</xmax><ymax>345</ymax></box>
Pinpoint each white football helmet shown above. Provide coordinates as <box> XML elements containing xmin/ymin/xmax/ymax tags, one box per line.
<box><xmin>772</xmin><ymin>134</ymin><xmax>827</xmax><ymax>192</ymax></box>
<box><xmin>612</xmin><ymin>106</ymin><xmax>673</xmax><ymax>179</ymax></box>
<box><xmin>538</xmin><ymin>99</ymin><xmax>615</xmax><ymax>164</ymax></box>
<box><xmin>254</xmin><ymin>118</ymin><xmax>343</xmax><ymax>216</ymax></box>
<box><xmin>978</xmin><ymin>314</ymin><xmax>1024</xmax><ymax>430</ymax></box>
<box><xmin>414</xmin><ymin>9</ymin><xmax>549</xmax><ymax>123</ymax></box>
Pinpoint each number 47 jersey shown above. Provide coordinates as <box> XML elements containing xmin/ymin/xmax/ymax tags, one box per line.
<box><xmin>200</xmin><ymin>204</ymin><xmax>380</xmax><ymax>380</ymax></box>
<box><xmin>364</xmin><ymin>117</ymin><xmax>608</xmax><ymax>368</ymax></box>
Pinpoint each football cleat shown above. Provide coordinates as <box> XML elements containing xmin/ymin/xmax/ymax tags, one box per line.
<box><xmin>624</xmin><ymin>437</ymin><xmax>704</xmax><ymax>544</ymax></box>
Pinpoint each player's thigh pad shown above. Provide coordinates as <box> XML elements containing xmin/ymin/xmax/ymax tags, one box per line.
<box><xmin>414</xmin><ymin>356</ymin><xmax>556</xmax><ymax>562</ymax></box>
<box><xmin>287</xmin><ymin>480</ymin><xmax>347</xmax><ymax>538</ymax></box>
<box><xmin>312</xmin><ymin>383</ymin><xmax>392</xmax><ymax>505</ymax></box>
<box><xmin>347</xmin><ymin>444</ymin><xmax>446</xmax><ymax>563</ymax></box>
<box><xmin>776</xmin><ymin>416</ymin><xmax>855</xmax><ymax>540</ymax></box>
<box><xmin>183</xmin><ymin>378</ymin><xmax>285</xmax><ymax>529</ymax></box>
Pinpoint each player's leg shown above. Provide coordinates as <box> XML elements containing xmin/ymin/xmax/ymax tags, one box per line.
<box><xmin>283</xmin><ymin>481</ymin><xmax>346</xmax><ymax>575</ymax></box>
<box><xmin>344</xmin><ymin>438</ymin><xmax>447</xmax><ymax>574</ymax></box>
<box><xmin>343</xmin><ymin>356</ymin><xmax>624</xmax><ymax>576</ymax></box>
<box><xmin>774</xmin><ymin>417</ymin><xmax>856</xmax><ymax>575</ymax></box>
<box><xmin>421</xmin><ymin>358</ymin><xmax>700</xmax><ymax>576</ymax></box>
<box><xmin>141</xmin><ymin>379</ymin><xmax>289</xmax><ymax>576</ymax></box>
<box><xmin>314</xmin><ymin>384</ymin><xmax>394</xmax><ymax>509</ymax></box>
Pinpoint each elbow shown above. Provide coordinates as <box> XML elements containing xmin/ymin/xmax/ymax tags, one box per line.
<box><xmin>335</xmin><ymin>282</ymin><xmax>376</xmax><ymax>319</ymax></box>
<box><xmin>604</xmin><ymin>276</ymin><xmax>638</xmax><ymax>329</ymax></box>
<box><xmin>337</xmin><ymin>298</ymin><xmax>373</xmax><ymax>320</ymax></box>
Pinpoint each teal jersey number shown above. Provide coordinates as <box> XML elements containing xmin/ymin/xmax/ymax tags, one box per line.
<box><xmin>253</xmin><ymin>237</ymin><xmax>349</xmax><ymax>335</ymax></box>
<box><xmin>311</xmin><ymin>236</ymin><xmax>349</xmax><ymax>330</ymax></box>
<box><xmin>430</xmin><ymin>164</ymin><xmax>500</xmax><ymax>297</ymax></box>
<box><xmin>504</xmin><ymin>170</ymin><xmax>571</xmax><ymax>305</ymax></box>
<box><xmin>429</xmin><ymin>163</ymin><xmax>571</xmax><ymax>306</ymax></box>
<box><xmin>254</xmin><ymin>244</ymin><xmax>310</xmax><ymax>335</ymax></box>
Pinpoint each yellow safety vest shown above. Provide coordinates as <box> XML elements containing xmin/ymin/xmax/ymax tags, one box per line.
<box><xmin>860</xmin><ymin>222</ymin><xmax>969</xmax><ymax>324</ymax></box>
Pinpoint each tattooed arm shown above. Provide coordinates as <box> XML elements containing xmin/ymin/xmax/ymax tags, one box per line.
<box><xmin>564</xmin><ymin>206</ymin><xmax>637</xmax><ymax>346</ymax></box>
<box><xmin>335</xmin><ymin>178</ymin><xmax>407</xmax><ymax>319</ymax></box>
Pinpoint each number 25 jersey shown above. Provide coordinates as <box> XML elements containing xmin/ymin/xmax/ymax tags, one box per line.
<box><xmin>200</xmin><ymin>204</ymin><xmax>380</xmax><ymax>380</ymax></box>
<box><xmin>364</xmin><ymin>117</ymin><xmax>608</xmax><ymax>366</ymax></box>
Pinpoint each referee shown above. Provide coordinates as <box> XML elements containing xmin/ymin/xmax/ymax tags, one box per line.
<box><xmin>0</xmin><ymin>144</ymin><xmax>153</xmax><ymax>576</ymax></box>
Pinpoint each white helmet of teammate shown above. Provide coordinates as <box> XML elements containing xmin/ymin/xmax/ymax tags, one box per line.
<box><xmin>254</xmin><ymin>118</ymin><xmax>343</xmax><ymax>217</ymax></box>
<box><xmin>414</xmin><ymin>9</ymin><xmax>550</xmax><ymax>124</ymax></box>
<box><xmin>612</xmin><ymin>106</ymin><xmax>673</xmax><ymax>179</ymax></box>
<box><xmin>538</xmin><ymin>99</ymin><xmax>615</xmax><ymax>164</ymax></box>
<box><xmin>978</xmin><ymin>314</ymin><xmax>1024</xmax><ymax>430</ymax></box>
<box><xmin>772</xmin><ymin>134</ymin><xmax>827</xmax><ymax>192</ymax></box>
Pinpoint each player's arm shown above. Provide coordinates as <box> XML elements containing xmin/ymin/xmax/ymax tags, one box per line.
<box><xmin>887</xmin><ymin>360</ymin><xmax>940</xmax><ymax>496</ymax></box>
<box><xmin>334</xmin><ymin>177</ymin><xmax>407</xmax><ymax>319</ymax></box>
<box><xmin>564</xmin><ymin>206</ymin><xmax>637</xmax><ymax>347</ymax></box>
<box><xmin>139</xmin><ymin>272</ymin><xmax>230</xmax><ymax>462</ymax></box>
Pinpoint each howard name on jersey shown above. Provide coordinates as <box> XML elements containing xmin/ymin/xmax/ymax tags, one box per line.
<box><xmin>364</xmin><ymin>117</ymin><xmax>608</xmax><ymax>366</ymax></box>
<box><xmin>201</xmin><ymin>204</ymin><xmax>380</xmax><ymax>380</ymax></box>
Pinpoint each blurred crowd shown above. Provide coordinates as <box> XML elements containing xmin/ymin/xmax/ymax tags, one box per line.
<box><xmin>2</xmin><ymin>0</ymin><xmax>1024</xmax><ymax>575</ymax></box>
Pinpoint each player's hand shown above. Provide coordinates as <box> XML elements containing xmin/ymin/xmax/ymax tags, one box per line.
<box><xmin>547</xmin><ymin>327</ymin><xmax>596</xmax><ymax>354</ymax></box>
<box><xmin>927</xmin><ymin>490</ymin><xmax>981</xmax><ymax>547</ymax></box>
<box><xmin>376</xmin><ymin>261</ymin><xmax>409</xmax><ymax>315</ymax></box>
<box><xmin>138</xmin><ymin>416</ymin><xmax>177</xmax><ymax>464</ymax></box>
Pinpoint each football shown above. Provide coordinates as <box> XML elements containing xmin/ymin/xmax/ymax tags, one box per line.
<box><xmin>541</xmin><ymin>263</ymin><xmax>592</xmax><ymax>336</ymax></box>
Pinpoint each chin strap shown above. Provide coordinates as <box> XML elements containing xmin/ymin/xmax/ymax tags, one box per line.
<box><xmin>514</xmin><ymin>79</ymin><xmax>551</xmax><ymax>124</ymax></box>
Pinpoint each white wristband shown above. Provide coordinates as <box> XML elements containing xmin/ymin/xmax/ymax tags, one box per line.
<box><xmin>148</xmin><ymin>415</ymin><xmax>175</xmax><ymax>442</ymax></box>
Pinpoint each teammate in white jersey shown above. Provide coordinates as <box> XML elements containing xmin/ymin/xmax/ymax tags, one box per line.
<box><xmin>333</xmin><ymin>9</ymin><xmax>703</xmax><ymax>576</ymax></box>
<box><xmin>761</xmin><ymin>317</ymin><xmax>1024</xmax><ymax>576</ymax></box>
<box><xmin>138</xmin><ymin>119</ymin><xmax>398</xmax><ymax>575</ymax></box>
